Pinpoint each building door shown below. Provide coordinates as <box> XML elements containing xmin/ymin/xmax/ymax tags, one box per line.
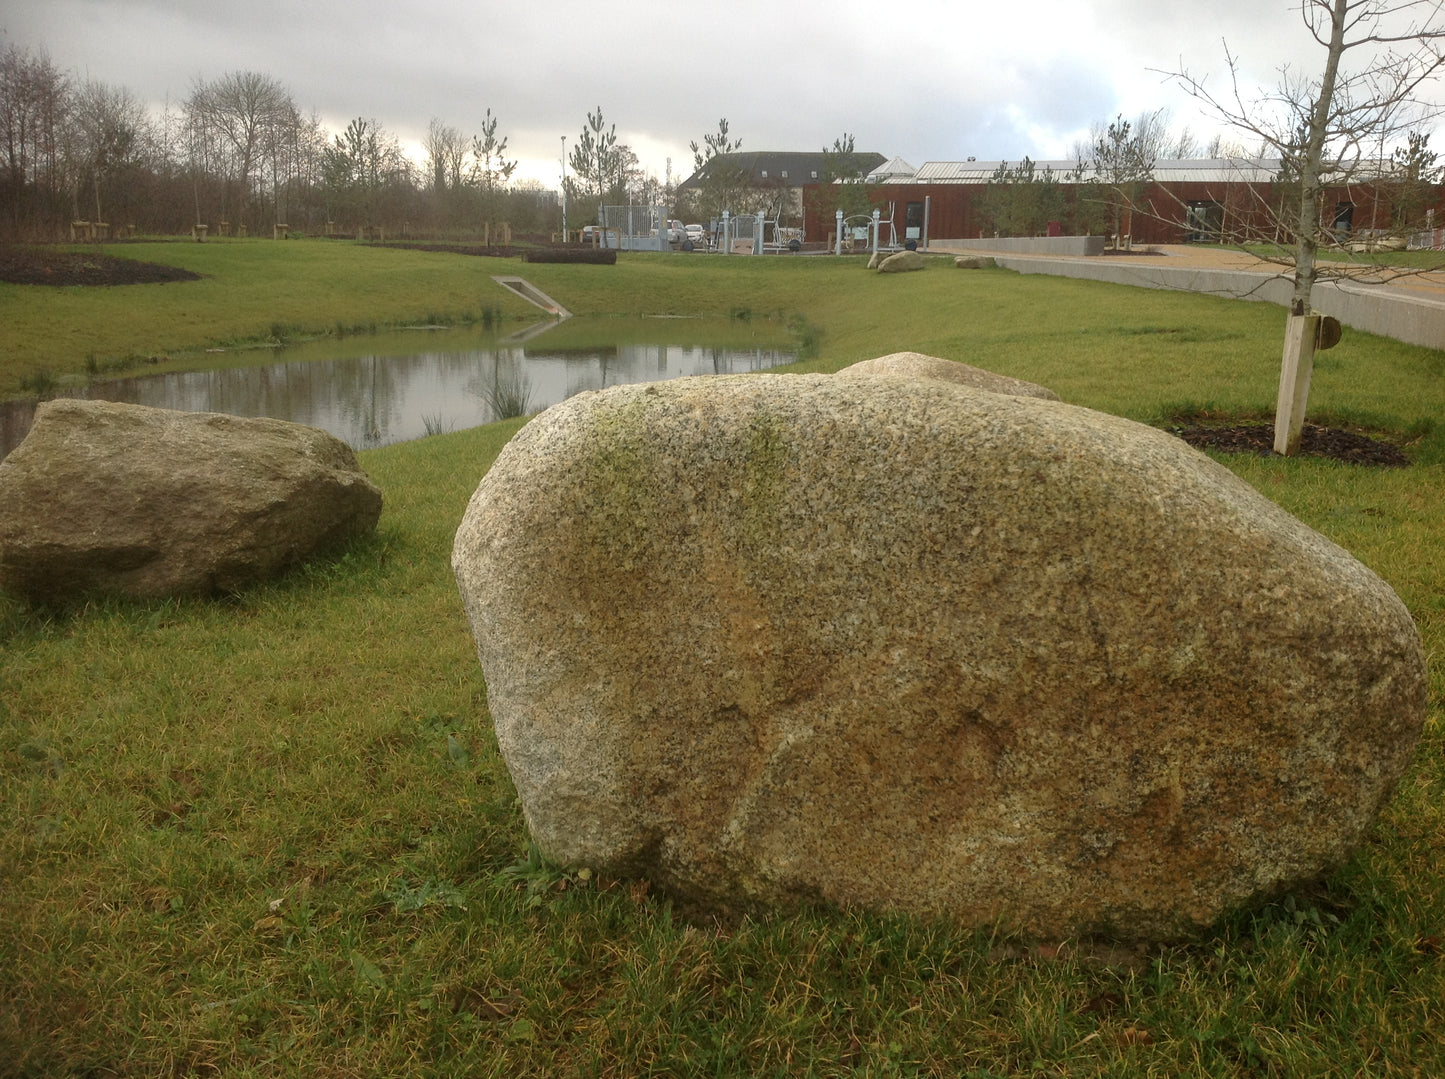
<box><xmin>1333</xmin><ymin>201</ymin><xmax>1355</xmax><ymax>237</ymax></box>
<box><xmin>1185</xmin><ymin>201</ymin><xmax>1225</xmax><ymax>242</ymax></box>
<box><xmin>905</xmin><ymin>201</ymin><xmax>924</xmax><ymax>241</ymax></box>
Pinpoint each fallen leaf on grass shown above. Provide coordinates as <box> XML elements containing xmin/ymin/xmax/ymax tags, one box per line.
<box><xmin>1082</xmin><ymin>991</ymin><xmax>1123</xmax><ymax>1015</ymax></box>
<box><xmin>351</xmin><ymin>952</ymin><xmax>386</xmax><ymax>989</ymax></box>
<box><xmin>450</xmin><ymin>985</ymin><xmax>520</xmax><ymax>1019</ymax></box>
<box><xmin>505</xmin><ymin>1017</ymin><xmax>537</xmax><ymax>1043</ymax></box>
<box><xmin>446</xmin><ymin>733</ymin><xmax>470</xmax><ymax>768</ymax></box>
<box><xmin>1114</xmin><ymin>1026</ymin><xmax>1154</xmax><ymax>1046</ymax></box>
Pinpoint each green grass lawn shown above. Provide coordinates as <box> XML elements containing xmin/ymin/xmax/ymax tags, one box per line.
<box><xmin>2</xmin><ymin>242</ymin><xmax>1443</xmax><ymax>1076</ymax></box>
<box><xmin>1235</xmin><ymin>241</ymin><xmax>1445</xmax><ymax>273</ymax></box>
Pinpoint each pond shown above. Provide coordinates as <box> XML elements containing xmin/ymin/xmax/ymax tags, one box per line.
<box><xmin>0</xmin><ymin>318</ymin><xmax>798</xmax><ymax>459</ymax></box>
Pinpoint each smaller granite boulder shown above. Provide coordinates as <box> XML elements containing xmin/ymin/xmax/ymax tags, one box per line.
<box><xmin>878</xmin><ymin>249</ymin><xmax>926</xmax><ymax>273</ymax></box>
<box><xmin>955</xmin><ymin>256</ymin><xmax>996</xmax><ymax>269</ymax></box>
<box><xmin>841</xmin><ymin>352</ymin><xmax>1059</xmax><ymax>400</ymax></box>
<box><xmin>0</xmin><ymin>399</ymin><xmax>382</xmax><ymax>603</ymax></box>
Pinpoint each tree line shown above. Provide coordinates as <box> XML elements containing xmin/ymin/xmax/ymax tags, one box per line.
<box><xmin>0</xmin><ymin>47</ymin><xmax>561</xmax><ymax>243</ymax></box>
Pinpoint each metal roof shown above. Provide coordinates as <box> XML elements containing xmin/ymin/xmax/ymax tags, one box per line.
<box><xmin>867</xmin><ymin>156</ymin><xmax>917</xmax><ymax>182</ymax></box>
<box><xmin>678</xmin><ymin>150</ymin><xmax>887</xmax><ymax>189</ymax></box>
<box><xmin>887</xmin><ymin>158</ymin><xmax>1286</xmax><ymax>184</ymax></box>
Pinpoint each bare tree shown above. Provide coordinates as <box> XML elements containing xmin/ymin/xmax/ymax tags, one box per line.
<box><xmin>1168</xmin><ymin>0</ymin><xmax>1445</xmax><ymax>453</ymax></box>
<box><xmin>67</xmin><ymin>79</ymin><xmax>150</xmax><ymax>224</ymax></box>
<box><xmin>0</xmin><ymin>44</ymin><xmax>69</xmax><ymax>239</ymax></box>
<box><xmin>186</xmin><ymin>71</ymin><xmax>295</xmax><ymax>229</ymax></box>
<box><xmin>423</xmin><ymin>117</ymin><xmax>466</xmax><ymax>193</ymax></box>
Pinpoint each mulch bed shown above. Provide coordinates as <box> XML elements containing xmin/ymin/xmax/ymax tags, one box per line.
<box><xmin>0</xmin><ymin>247</ymin><xmax>201</xmax><ymax>286</ymax></box>
<box><xmin>1173</xmin><ymin>423</ymin><xmax>1412</xmax><ymax>467</ymax></box>
<box><xmin>523</xmin><ymin>247</ymin><xmax>618</xmax><ymax>264</ymax></box>
<box><xmin>365</xmin><ymin>241</ymin><xmax>522</xmax><ymax>258</ymax></box>
<box><xmin>366</xmin><ymin>241</ymin><xmax>617</xmax><ymax>264</ymax></box>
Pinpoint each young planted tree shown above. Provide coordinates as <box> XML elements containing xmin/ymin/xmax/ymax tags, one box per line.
<box><xmin>568</xmin><ymin>106</ymin><xmax>621</xmax><ymax>222</ymax></box>
<box><xmin>1390</xmin><ymin>129</ymin><xmax>1442</xmax><ymax>228</ymax></box>
<box><xmin>1080</xmin><ymin>114</ymin><xmax>1155</xmax><ymax>245</ymax></box>
<box><xmin>979</xmin><ymin>157</ymin><xmax>1064</xmax><ymax>237</ymax></box>
<box><xmin>469</xmin><ymin>108</ymin><xmax>517</xmax><ymax>238</ymax></box>
<box><xmin>684</xmin><ymin>117</ymin><xmax>748</xmax><ymax>221</ymax></box>
<box><xmin>322</xmin><ymin>117</ymin><xmax>408</xmax><ymax>231</ymax></box>
<box><xmin>1169</xmin><ymin>0</ymin><xmax>1445</xmax><ymax>453</ymax></box>
<box><xmin>806</xmin><ymin>133</ymin><xmax>877</xmax><ymax>232</ymax></box>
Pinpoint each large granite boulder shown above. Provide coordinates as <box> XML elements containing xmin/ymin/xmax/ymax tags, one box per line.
<box><xmin>841</xmin><ymin>351</ymin><xmax>1059</xmax><ymax>400</ymax></box>
<box><xmin>452</xmin><ymin>374</ymin><xmax>1425</xmax><ymax>941</ymax></box>
<box><xmin>0</xmin><ymin>399</ymin><xmax>382</xmax><ymax>603</ymax></box>
<box><xmin>877</xmin><ymin>249</ymin><xmax>926</xmax><ymax>273</ymax></box>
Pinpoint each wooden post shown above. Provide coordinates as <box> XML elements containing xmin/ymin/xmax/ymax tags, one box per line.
<box><xmin>1274</xmin><ymin>313</ymin><xmax>1320</xmax><ymax>456</ymax></box>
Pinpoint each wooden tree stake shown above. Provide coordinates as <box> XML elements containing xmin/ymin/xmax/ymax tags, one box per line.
<box><xmin>1274</xmin><ymin>313</ymin><xmax>1320</xmax><ymax>456</ymax></box>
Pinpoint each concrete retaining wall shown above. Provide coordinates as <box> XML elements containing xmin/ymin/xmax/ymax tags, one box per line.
<box><xmin>946</xmin><ymin>236</ymin><xmax>1106</xmax><ymax>257</ymax></box>
<box><xmin>983</xmin><ymin>255</ymin><xmax>1445</xmax><ymax>352</ymax></box>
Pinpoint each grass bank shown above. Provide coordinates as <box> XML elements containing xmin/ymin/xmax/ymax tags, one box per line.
<box><xmin>2</xmin><ymin>243</ymin><xmax>1443</xmax><ymax>1075</ymax></box>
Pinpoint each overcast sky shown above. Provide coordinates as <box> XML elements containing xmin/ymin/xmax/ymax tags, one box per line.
<box><xmin>5</xmin><ymin>0</ymin><xmax>1444</xmax><ymax>187</ymax></box>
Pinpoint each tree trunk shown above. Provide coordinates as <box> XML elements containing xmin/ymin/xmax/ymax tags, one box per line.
<box><xmin>1278</xmin><ymin>0</ymin><xmax>1349</xmax><ymax>452</ymax></box>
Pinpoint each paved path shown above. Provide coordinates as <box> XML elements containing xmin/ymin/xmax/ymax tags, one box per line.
<box><xmin>925</xmin><ymin>241</ymin><xmax>1445</xmax><ymax>350</ymax></box>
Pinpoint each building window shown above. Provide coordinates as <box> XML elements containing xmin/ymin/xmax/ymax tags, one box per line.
<box><xmin>761</xmin><ymin>170</ymin><xmax>768</xmax><ymax>179</ymax></box>
<box><xmin>781</xmin><ymin>170</ymin><xmax>788</xmax><ymax>179</ymax></box>
<box><xmin>811</xmin><ymin>170</ymin><xmax>818</xmax><ymax>179</ymax></box>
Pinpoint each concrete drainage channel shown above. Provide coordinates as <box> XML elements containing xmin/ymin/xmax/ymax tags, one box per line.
<box><xmin>492</xmin><ymin>276</ymin><xmax>572</xmax><ymax>319</ymax></box>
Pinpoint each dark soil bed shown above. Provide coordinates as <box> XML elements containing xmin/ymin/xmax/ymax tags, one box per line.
<box><xmin>0</xmin><ymin>247</ymin><xmax>201</xmax><ymax>286</ymax></box>
<box><xmin>1173</xmin><ymin>423</ymin><xmax>1411</xmax><ymax>467</ymax></box>
<box><xmin>366</xmin><ymin>241</ymin><xmax>617</xmax><ymax>263</ymax></box>
<box><xmin>365</xmin><ymin>241</ymin><xmax>522</xmax><ymax>259</ymax></box>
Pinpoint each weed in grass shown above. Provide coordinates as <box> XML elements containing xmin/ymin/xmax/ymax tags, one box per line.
<box><xmin>18</xmin><ymin>368</ymin><xmax>57</xmax><ymax>397</ymax></box>
<box><xmin>480</xmin><ymin>364</ymin><xmax>534</xmax><ymax>420</ymax></box>
<box><xmin>383</xmin><ymin>877</ymin><xmax>469</xmax><ymax>912</ymax></box>
<box><xmin>788</xmin><ymin>312</ymin><xmax>823</xmax><ymax>359</ymax></box>
<box><xmin>498</xmin><ymin>843</ymin><xmax>590</xmax><ymax>909</ymax></box>
<box><xmin>421</xmin><ymin>413</ymin><xmax>454</xmax><ymax>437</ymax></box>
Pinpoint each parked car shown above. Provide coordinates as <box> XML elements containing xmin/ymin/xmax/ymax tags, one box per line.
<box><xmin>579</xmin><ymin>224</ymin><xmax>605</xmax><ymax>245</ymax></box>
<box><xmin>684</xmin><ymin>223</ymin><xmax>707</xmax><ymax>248</ymax></box>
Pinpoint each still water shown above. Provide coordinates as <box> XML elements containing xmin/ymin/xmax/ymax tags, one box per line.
<box><xmin>0</xmin><ymin>320</ymin><xmax>797</xmax><ymax>459</ymax></box>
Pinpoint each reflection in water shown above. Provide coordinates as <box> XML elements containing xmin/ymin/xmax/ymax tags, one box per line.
<box><xmin>0</xmin><ymin>336</ymin><xmax>795</xmax><ymax>459</ymax></box>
